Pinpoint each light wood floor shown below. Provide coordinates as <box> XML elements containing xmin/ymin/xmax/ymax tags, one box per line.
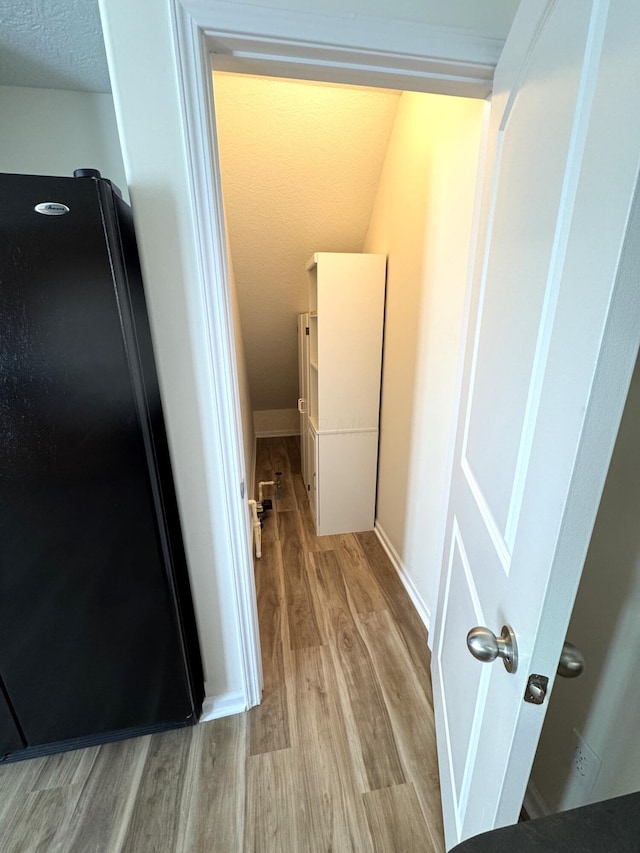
<box><xmin>0</xmin><ymin>436</ymin><xmax>444</xmax><ymax>852</ymax></box>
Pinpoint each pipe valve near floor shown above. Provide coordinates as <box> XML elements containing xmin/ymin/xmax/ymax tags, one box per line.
<box><xmin>248</xmin><ymin>500</ymin><xmax>262</xmax><ymax>559</ymax></box>
<box><xmin>258</xmin><ymin>480</ymin><xmax>275</xmax><ymax>503</ymax></box>
<box><xmin>250</xmin><ymin>477</ymin><xmax>283</xmax><ymax>559</ymax></box>
<box><xmin>249</xmin><ymin>486</ymin><xmax>275</xmax><ymax>559</ymax></box>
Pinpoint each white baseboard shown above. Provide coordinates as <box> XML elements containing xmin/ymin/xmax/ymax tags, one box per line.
<box><xmin>199</xmin><ymin>690</ymin><xmax>246</xmax><ymax>722</ymax></box>
<box><xmin>523</xmin><ymin>778</ymin><xmax>551</xmax><ymax>820</ymax></box>
<box><xmin>374</xmin><ymin>521</ymin><xmax>431</xmax><ymax>631</ymax></box>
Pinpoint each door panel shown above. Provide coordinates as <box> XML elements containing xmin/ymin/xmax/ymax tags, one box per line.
<box><xmin>463</xmin><ymin>2</ymin><xmax>591</xmax><ymax>543</ymax></box>
<box><xmin>432</xmin><ymin>1</ymin><xmax>640</xmax><ymax>847</ymax></box>
<box><xmin>439</xmin><ymin>526</ymin><xmax>489</xmax><ymax>809</ymax></box>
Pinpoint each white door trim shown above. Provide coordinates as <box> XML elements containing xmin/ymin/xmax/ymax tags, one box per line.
<box><xmin>169</xmin><ymin>2</ymin><xmax>264</xmax><ymax>710</ymax></box>
<box><xmin>177</xmin><ymin>0</ymin><xmax>503</xmax><ymax>97</ymax></box>
<box><xmin>168</xmin><ymin>0</ymin><xmax>506</xmax><ymax>712</ymax></box>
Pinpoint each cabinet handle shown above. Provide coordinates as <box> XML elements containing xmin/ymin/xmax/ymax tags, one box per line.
<box><xmin>298</xmin><ymin>397</ymin><xmax>306</xmax><ymax>414</ymax></box>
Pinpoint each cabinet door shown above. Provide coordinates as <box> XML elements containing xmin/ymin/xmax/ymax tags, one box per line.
<box><xmin>308</xmin><ymin>425</ymin><xmax>318</xmax><ymax>524</ymax></box>
<box><xmin>316</xmin><ymin>431</ymin><xmax>379</xmax><ymax>536</ymax></box>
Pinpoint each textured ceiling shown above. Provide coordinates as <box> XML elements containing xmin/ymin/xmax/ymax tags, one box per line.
<box><xmin>213</xmin><ymin>73</ymin><xmax>401</xmax><ymax>411</ymax></box>
<box><xmin>0</xmin><ymin>0</ymin><xmax>110</xmax><ymax>93</ymax></box>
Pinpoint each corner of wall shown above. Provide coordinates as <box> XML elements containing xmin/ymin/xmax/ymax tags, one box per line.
<box><xmin>200</xmin><ymin>690</ymin><xmax>247</xmax><ymax>721</ymax></box>
<box><xmin>0</xmin><ymin>85</ymin><xmax>127</xmax><ymax>194</ymax></box>
<box><xmin>374</xmin><ymin>521</ymin><xmax>431</xmax><ymax>632</ymax></box>
<box><xmin>253</xmin><ymin>408</ymin><xmax>300</xmax><ymax>437</ymax></box>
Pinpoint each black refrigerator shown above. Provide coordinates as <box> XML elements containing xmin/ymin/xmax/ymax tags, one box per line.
<box><xmin>0</xmin><ymin>169</ymin><xmax>204</xmax><ymax>761</ymax></box>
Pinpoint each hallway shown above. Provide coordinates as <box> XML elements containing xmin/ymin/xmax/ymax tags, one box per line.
<box><xmin>0</xmin><ymin>437</ymin><xmax>444</xmax><ymax>852</ymax></box>
<box><xmin>246</xmin><ymin>436</ymin><xmax>444</xmax><ymax>851</ymax></box>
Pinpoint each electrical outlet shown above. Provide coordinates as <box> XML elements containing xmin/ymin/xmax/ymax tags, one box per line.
<box><xmin>571</xmin><ymin>730</ymin><xmax>602</xmax><ymax>792</ymax></box>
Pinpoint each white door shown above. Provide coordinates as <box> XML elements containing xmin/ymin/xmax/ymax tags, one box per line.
<box><xmin>432</xmin><ymin>1</ymin><xmax>640</xmax><ymax>848</ymax></box>
<box><xmin>297</xmin><ymin>313</ymin><xmax>310</xmax><ymax>490</ymax></box>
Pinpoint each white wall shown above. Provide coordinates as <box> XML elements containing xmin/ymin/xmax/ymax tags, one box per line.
<box><xmin>530</xmin><ymin>351</ymin><xmax>640</xmax><ymax>811</ymax></box>
<box><xmin>0</xmin><ymin>86</ymin><xmax>127</xmax><ymax>198</ymax></box>
<box><xmin>253</xmin><ymin>409</ymin><xmax>299</xmax><ymax>438</ymax></box>
<box><xmin>364</xmin><ymin>91</ymin><xmax>484</xmax><ymax>626</ymax></box>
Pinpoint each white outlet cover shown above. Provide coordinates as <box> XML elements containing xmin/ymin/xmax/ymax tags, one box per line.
<box><xmin>572</xmin><ymin>729</ymin><xmax>602</xmax><ymax>791</ymax></box>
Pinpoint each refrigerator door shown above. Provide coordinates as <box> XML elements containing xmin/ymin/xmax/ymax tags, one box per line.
<box><xmin>0</xmin><ymin>173</ymin><xmax>198</xmax><ymax>749</ymax></box>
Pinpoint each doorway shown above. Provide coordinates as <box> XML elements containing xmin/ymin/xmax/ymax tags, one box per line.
<box><xmin>151</xmin><ymin>0</ymin><xmax>508</xmax><ymax>718</ymax></box>
<box><xmin>210</xmin><ymin>69</ymin><xmax>485</xmax><ymax>849</ymax></box>
<box><xmin>211</xmin><ymin>70</ymin><xmax>486</xmax><ymax>641</ymax></box>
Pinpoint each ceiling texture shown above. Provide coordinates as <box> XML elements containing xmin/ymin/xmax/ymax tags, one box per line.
<box><xmin>0</xmin><ymin>0</ymin><xmax>110</xmax><ymax>93</ymax></box>
<box><xmin>214</xmin><ymin>72</ymin><xmax>401</xmax><ymax>412</ymax></box>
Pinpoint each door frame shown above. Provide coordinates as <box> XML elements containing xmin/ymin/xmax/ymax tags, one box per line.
<box><xmin>168</xmin><ymin>0</ymin><xmax>506</xmax><ymax>708</ymax></box>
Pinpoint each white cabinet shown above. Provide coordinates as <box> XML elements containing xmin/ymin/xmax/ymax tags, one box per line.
<box><xmin>305</xmin><ymin>252</ymin><xmax>386</xmax><ymax>536</ymax></box>
<box><xmin>297</xmin><ymin>312</ymin><xmax>311</xmax><ymax>492</ymax></box>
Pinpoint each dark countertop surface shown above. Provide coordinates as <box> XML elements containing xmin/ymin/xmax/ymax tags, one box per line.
<box><xmin>451</xmin><ymin>792</ymin><xmax>640</xmax><ymax>852</ymax></box>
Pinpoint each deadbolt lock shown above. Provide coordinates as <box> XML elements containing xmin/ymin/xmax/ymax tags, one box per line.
<box><xmin>524</xmin><ymin>674</ymin><xmax>549</xmax><ymax>705</ymax></box>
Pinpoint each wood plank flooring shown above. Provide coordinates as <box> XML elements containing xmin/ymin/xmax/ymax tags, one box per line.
<box><xmin>0</xmin><ymin>436</ymin><xmax>444</xmax><ymax>852</ymax></box>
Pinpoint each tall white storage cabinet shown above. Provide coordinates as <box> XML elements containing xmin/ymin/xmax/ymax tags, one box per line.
<box><xmin>306</xmin><ymin>252</ymin><xmax>386</xmax><ymax>536</ymax></box>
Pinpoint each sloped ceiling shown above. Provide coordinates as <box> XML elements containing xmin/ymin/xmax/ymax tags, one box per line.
<box><xmin>213</xmin><ymin>72</ymin><xmax>401</xmax><ymax>411</ymax></box>
<box><xmin>0</xmin><ymin>0</ymin><xmax>110</xmax><ymax>93</ymax></box>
